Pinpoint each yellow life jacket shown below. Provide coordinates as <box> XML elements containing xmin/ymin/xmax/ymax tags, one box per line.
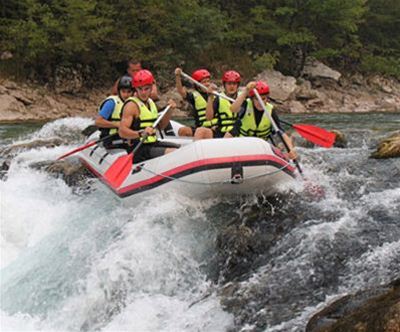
<box><xmin>126</xmin><ymin>96</ymin><xmax>158</xmax><ymax>144</ymax></box>
<box><xmin>192</xmin><ymin>91</ymin><xmax>218</xmax><ymax>128</ymax></box>
<box><xmin>217</xmin><ymin>92</ymin><xmax>237</xmax><ymax>133</ymax></box>
<box><xmin>99</xmin><ymin>95</ymin><xmax>124</xmax><ymax>137</ymax></box>
<box><xmin>239</xmin><ymin>99</ymin><xmax>273</xmax><ymax>140</ymax></box>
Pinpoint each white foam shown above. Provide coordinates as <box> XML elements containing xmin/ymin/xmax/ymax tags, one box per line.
<box><xmin>0</xmin><ymin>166</ymin><xmax>73</xmax><ymax>268</ymax></box>
<box><xmin>340</xmin><ymin>239</ymin><xmax>400</xmax><ymax>291</ymax></box>
<box><xmin>0</xmin><ymin>310</ymin><xmax>44</xmax><ymax>332</ymax></box>
<box><xmin>102</xmin><ymin>293</ymin><xmax>233</xmax><ymax>332</ymax></box>
<box><xmin>33</xmin><ymin>117</ymin><xmax>93</xmax><ymax>140</ymax></box>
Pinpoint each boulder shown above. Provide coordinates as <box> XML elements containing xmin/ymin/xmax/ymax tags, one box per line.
<box><xmin>216</xmin><ymin>223</ymin><xmax>256</xmax><ymax>281</ymax></box>
<box><xmin>155</xmin><ymin>87</ymin><xmax>190</xmax><ymax>117</ymax></box>
<box><xmin>255</xmin><ymin>69</ymin><xmax>297</xmax><ymax>102</ymax></box>
<box><xmin>8</xmin><ymin>90</ymin><xmax>34</xmax><ymax>106</ymax></box>
<box><xmin>306</xmin><ymin>279</ymin><xmax>400</xmax><ymax>332</ymax></box>
<box><xmin>302</xmin><ymin>58</ymin><xmax>342</xmax><ymax>82</ymax></box>
<box><xmin>0</xmin><ymin>138</ymin><xmax>67</xmax><ymax>158</ymax></box>
<box><xmin>30</xmin><ymin>160</ymin><xmax>92</xmax><ymax>187</ymax></box>
<box><xmin>0</xmin><ymin>159</ymin><xmax>11</xmax><ymax>180</ymax></box>
<box><xmin>286</xmin><ymin>100</ymin><xmax>308</xmax><ymax>114</ymax></box>
<box><xmin>295</xmin><ymin>80</ymin><xmax>319</xmax><ymax>100</ymax></box>
<box><xmin>331</xmin><ymin>130</ymin><xmax>347</xmax><ymax>148</ymax></box>
<box><xmin>370</xmin><ymin>132</ymin><xmax>400</xmax><ymax>159</ymax></box>
<box><xmin>368</xmin><ymin>75</ymin><xmax>400</xmax><ymax>94</ymax></box>
<box><xmin>0</xmin><ymin>94</ymin><xmax>27</xmax><ymax>122</ymax></box>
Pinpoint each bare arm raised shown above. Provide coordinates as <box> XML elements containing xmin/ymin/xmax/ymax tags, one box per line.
<box><xmin>175</xmin><ymin>67</ymin><xmax>187</xmax><ymax>99</ymax></box>
<box><xmin>230</xmin><ymin>81</ymin><xmax>256</xmax><ymax>113</ymax></box>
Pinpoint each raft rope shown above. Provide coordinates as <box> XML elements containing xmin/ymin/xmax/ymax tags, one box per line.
<box><xmin>135</xmin><ymin>162</ymin><xmax>293</xmax><ymax>185</ymax></box>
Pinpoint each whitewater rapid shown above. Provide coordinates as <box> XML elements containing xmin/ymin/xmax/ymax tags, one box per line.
<box><xmin>1</xmin><ymin>115</ymin><xmax>399</xmax><ymax>331</ymax></box>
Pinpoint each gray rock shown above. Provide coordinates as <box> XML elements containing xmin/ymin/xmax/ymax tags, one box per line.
<box><xmin>255</xmin><ymin>69</ymin><xmax>297</xmax><ymax>102</ymax></box>
<box><xmin>155</xmin><ymin>87</ymin><xmax>191</xmax><ymax>117</ymax></box>
<box><xmin>0</xmin><ymin>159</ymin><xmax>11</xmax><ymax>180</ymax></box>
<box><xmin>30</xmin><ymin>160</ymin><xmax>92</xmax><ymax>187</ymax></box>
<box><xmin>8</xmin><ymin>90</ymin><xmax>34</xmax><ymax>105</ymax></box>
<box><xmin>295</xmin><ymin>80</ymin><xmax>319</xmax><ymax>100</ymax></box>
<box><xmin>0</xmin><ymin>94</ymin><xmax>27</xmax><ymax>122</ymax></box>
<box><xmin>302</xmin><ymin>58</ymin><xmax>342</xmax><ymax>82</ymax></box>
<box><xmin>0</xmin><ymin>138</ymin><xmax>67</xmax><ymax>158</ymax></box>
<box><xmin>287</xmin><ymin>100</ymin><xmax>308</xmax><ymax>113</ymax></box>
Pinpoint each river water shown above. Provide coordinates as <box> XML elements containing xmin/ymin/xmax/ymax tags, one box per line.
<box><xmin>0</xmin><ymin>113</ymin><xmax>399</xmax><ymax>331</ymax></box>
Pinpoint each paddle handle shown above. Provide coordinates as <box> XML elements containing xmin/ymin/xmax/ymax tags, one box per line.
<box><xmin>180</xmin><ymin>72</ymin><xmax>235</xmax><ymax>102</ymax></box>
<box><xmin>57</xmin><ymin>133</ymin><xmax>118</xmax><ymax>160</ymax></box>
<box><xmin>131</xmin><ymin>105</ymin><xmax>172</xmax><ymax>156</ymax></box>
<box><xmin>253</xmin><ymin>89</ymin><xmax>303</xmax><ymax>174</ymax></box>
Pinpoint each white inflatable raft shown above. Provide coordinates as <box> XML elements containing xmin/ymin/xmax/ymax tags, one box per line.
<box><xmin>78</xmin><ymin>121</ymin><xmax>296</xmax><ymax>200</ymax></box>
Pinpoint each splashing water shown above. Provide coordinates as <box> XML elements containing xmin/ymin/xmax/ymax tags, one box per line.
<box><xmin>1</xmin><ymin>114</ymin><xmax>399</xmax><ymax>331</ymax></box>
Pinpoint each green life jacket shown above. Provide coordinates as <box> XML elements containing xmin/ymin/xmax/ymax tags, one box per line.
<box><xmin>239</xmin><ymin>99</ymin><xmax>273</xmax><ymax>140</ymax></box>
<box><xmin>99</xmin><ymin>95</ymin><xmax>124</xmax><ymax>138</ymax></box>
<box><xmin>192</xmin><ymin>90</ymin><xmax>218</xmax><ymax>128</ymax></box>
<box><xmin>217</xmin><ymin>92</ymin><xmax>237</xmax><ymax>133</ymax></box>
<box><xmin>126</xmin><ymin>96</ymin><xmax>158</xmax><ymax>144</ymax></box>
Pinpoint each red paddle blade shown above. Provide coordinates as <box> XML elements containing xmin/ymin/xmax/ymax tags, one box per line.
<box><xmin>104</xmin><ymin>153</ymin><xmax>133</xmax><ymax>188</ymax></box>
<box><xmin>57</xmin><ymin>141</ymin><xmax>97</xmax><ymax>160</ymax></box>
<box><xmin>292</xmin><ymin>124</ymin><xmax>336</xmax><ymax>148</ymax></box>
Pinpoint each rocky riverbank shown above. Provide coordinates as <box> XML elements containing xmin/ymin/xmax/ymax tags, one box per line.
<box><xmin>306</xmin><ymin>279</ymin><xmax>400</xmax><ymax>332</ymax></box>
<box><xmin>1</xmin><ymin>59</ymin><xmax>400</xmax><ymax>123</ymax></box>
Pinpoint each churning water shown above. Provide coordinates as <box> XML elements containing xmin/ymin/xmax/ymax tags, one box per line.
<box><xmin>0</xmin><ymin>113</ymin><xmax>399</xmax><ymax>331</ymax></box>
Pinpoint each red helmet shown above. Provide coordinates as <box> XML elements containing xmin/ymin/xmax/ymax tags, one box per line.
<box><xmin>222</xmin><ymin>70</ymin><xmax>241</xmax><ymax>83</ymax></box>
<box><xmin>133</xmin><ymin>69</ymin><xmax>154</xmax><ymax>88</ymax></box>
<box><xmin>249</xmin><ymin>81</ymin><xmax>270</xmax><ymax>97</ymax></box>
<box><xmin>191</xmin><ymin>69</ymin><xmax>211</xmax><ymax>82</ymax></box>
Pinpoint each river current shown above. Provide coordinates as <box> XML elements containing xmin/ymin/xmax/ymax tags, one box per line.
<box><xmin>0</xmin><ymin>113</ymin><xmax>399</xmax><ymax>331</ymax></box>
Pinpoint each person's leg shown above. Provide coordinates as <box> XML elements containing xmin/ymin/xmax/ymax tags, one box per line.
<box><xmin>164</xmin><ymin>148</ymin><xmax>176</xmax><ymax>154</ymax></box>
<box><xmin>147</xmin><ymin>142</ymin><xmax>177</xmax><ymax>159</ymax></box>
<box><xmin>194</xmin><ymin>127</ymin><xmax>213</xmax><ymax>139</ymax></box>
<box><xmin>178</xmin><ymin>126</ymin><xmax>193</xmax><ymax>137</ymax></box>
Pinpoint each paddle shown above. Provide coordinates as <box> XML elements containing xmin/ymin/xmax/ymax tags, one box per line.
<box><xmin>57</xmin><ymin>133</ymin><xmax>118</xmax><ymax>160</ymax></box>
<box><xmin>103</xmin><ymin>105</ymin><xmax>172</xmax><ymax>188</ymax></box>
<box><xmin>253</xmin><ymin>89</ymin><xmax>303</xmax><ymax>174</ymax></box>
<box><xmin>279</xmin><ymin>120</ymin><xmax>335</xmax><ymax>148</ymax></box>
<box><xmin>181</xmin><ymin>71</ymin><xmax>334</xmax><ymax>148</ymax></box>
<box><xmin>181</xmin><ymin>71</ymin><xmax>231</xmax><ymax>101</ymax></box>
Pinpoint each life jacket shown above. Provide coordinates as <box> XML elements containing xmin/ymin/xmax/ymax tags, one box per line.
<box><xmin>99</xmin><ymin>95</ymin><xmax>124</xmax><ymax>138</ymax></box>
<box><xmin>126</xmin><ymin>96</ymin><xmax>158</xmax><ymax>144</ymax></box>
<box><xmin>192</xmin><ymin>90</ymin><xmax>218</xmax><ymax>128</ymax></box>
<box><xmin>239</xmin><ymin>98</ymin><xmax>273</xmax><ymax>140</ymax></box>
<box><xmin>217</xmin><ymin>92</ymin><xmax>237</xmax><ymax>133</ymax></box>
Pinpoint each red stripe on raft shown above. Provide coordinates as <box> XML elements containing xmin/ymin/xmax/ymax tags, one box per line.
<box><xmin>117</xmin><ymin>154</ymin><xmax>295</xmax><ymax>195</ymax></box>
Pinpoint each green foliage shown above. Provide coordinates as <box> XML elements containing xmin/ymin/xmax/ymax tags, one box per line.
<box><xmin>360</xmin><ymin>55</ymin><xmax>400</xmax><ymax>78</ymax></box>
<box><xmin>0</xmin><ymin>0</ymin><xmax>399</xmax><ymax>85</ymax></box>
<box><xmin>253</xmin><ymin>52</ymin><xmax>279</xmax><ymax>72</ymax></box>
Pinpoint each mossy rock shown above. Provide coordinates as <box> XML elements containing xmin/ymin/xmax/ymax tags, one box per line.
<box><xmin>370</xmin><ymin>132</ymin><xmax>400</xmax><ymax>159</ymax></box>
